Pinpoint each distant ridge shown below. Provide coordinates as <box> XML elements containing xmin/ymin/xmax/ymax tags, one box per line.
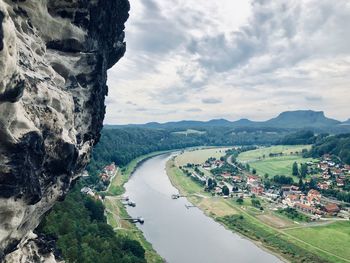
<box><xmin>105</xmin><ymin>110</ymin><xmax>348</xmax><ymax>132</ymax></box>
<box><xmin>263</xmin><ymin>110</ymin><xmax>340</xmax><ymax>128</ymax></box>
<box><xmin>341</xmin><ymin>119</ymin><xmax>350</xmax><ymax>125</ymax></box>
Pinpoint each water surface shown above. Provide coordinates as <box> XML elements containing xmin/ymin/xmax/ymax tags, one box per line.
<box><xmin>125</xmin><ymin>154</ymin><xmax>282</xmax><ymax>263</ymax></box>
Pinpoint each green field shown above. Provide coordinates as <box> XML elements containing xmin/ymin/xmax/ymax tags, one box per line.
<box><xmin>238</xmin><ymin>145</ymin><xmax>312</xmax><ymax>162</ymax></box>
<box><xmin>286</xmin><ymin>222</ymin><xmax>350</xmax><ymax>261</ymax></box>
<box><xmin>175</xmin><ymin>147</ymin><xmax>229</xmax><ymax>166</ymax></box>
<box><xmin>237</xmin><ymin>145</ymin><xmax>317</xmax><ymax>180</ymax></box>
<box><xmin>172</xmin><ymin>129</ymin><xmax>206</xmax><ymax>135</ymax></box>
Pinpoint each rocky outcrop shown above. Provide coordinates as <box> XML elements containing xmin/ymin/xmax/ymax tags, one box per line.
<box><xmin>0</xmin><ymin>0</ymin><xmax>129</xmax><ymax>261</ymax></box>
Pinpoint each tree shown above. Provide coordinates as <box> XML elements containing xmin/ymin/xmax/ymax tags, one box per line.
<box><xmin>252</xmin><ymin>168</ymin><xmax>257</xmax><ymax>175</ymax></box>
<box><xmin>264</xmin><ymin>179</ymin><xmax>271</xmax><ymax>190</ymax></box>
<box><xmin>251</xmin><ymin>198</ymin><xmax>261</xmax><ymax>208</ymax></box>
<box><xmin>207</xmin><ymin>178</ymin><xmax>215</xmax><ymax>190</ymax></box>
<box><xmin>309</xmin><ymin>177</ymin><xmax>317</xmax><ymax>190</ymax></box>
<box><xmin>236</xmin><ymin>198</ymin><xmax>244</xmax><ymax>205</ymax></box>
<box><xmin>222</xmin><ymin>185</ymin><xmax>230</xmax><ymax>196</ymax></box>
<box><xmin>298</xmin><ymin>178</ymin><xmax>305</xmax><ymax>191</ymax></box>
<box><xmin>246</xmin><ymin>164</ymin><xmax>250</xmax><ymax>172</ymax></box>
<box><xmin>300</xmin><ymin>163</ymin><xmax>308</xmax><ymax>178</ymax></box>
<box><xmin>292</xmin><ymin>162</ymin><xmax>299</xmax><ymax>176</ymax></box>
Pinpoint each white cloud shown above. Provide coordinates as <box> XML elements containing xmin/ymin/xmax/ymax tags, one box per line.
<box><xmin>106</xmin><ymin>0</ymin><xmax>350</xmax><ymax>124</ymax></box>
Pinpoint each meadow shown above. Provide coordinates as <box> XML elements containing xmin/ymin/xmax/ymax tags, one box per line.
<box><xmin>175</xmin><ymin>147</ymin><xmax>230</xmax><ymax>166</ymax></box>
<box><xmin>237</xmin><ymin>145</ymin><xmax>317</xmax><ymax>180</ymax></box>
<box><xmin>285</xmin><ymin>221</ymin><xmax>350</xmax><ymax>261</ymax></box>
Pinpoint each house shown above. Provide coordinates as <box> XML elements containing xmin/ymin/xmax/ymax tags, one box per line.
<box><xmin>307</xmin><ymin>189</ymin><xmax>321</xmax><ymax>200</ymax></box>
<box><xmin>203</xmin><ymin>163</ymin><xmax>211</xmax><ymax>169</ymax></box>
<box><xmin>336</xmin><ymin>178</ymin><xmax>344</xmax><ymax>187</ymax></box>
<box><xmin>99</xmin><ymin>173</ymin><xmax>109</xmax><ymax>182</ymax></box>
<box><xmin>318</xmin><ymin>182</ymin><xmax>329</xmax><ymax>190</ymax></box>
<box><xmin>333</xmin><ymin>169</ymin><xmax>342</xmax><ymax>176</ymax></box>
<box><xmin>324</xmin><ymin>203</ymin><xmax>340</xmax><ymax>215</ymax></box>
<box><xmin>251</xmin><ymin>186</ymin><xmax>264</xmax><ymax>195</ymax></box>
<box><xmin>283</xmin><ymin>194</ymin><xmax>300</xmax><ymax>207</ymax></box>
<box><xmin>81</xmin><ymin>187</ymin><xmax>95</xmax><ymax>197</ymax></box>
<box><xmin>221</xmin><ymin>172</ymin><xmax>232</xmax><ymax>179</ymax></box>
<box><xmin>323</xmin><ymin>154</ymin><xmax>331</xmax><ymax>160</ymax></box>
<box><xmin>322</xmin><ymin>173</ymin><xmax>330</xmax><ymax>180</ymax></box>
<box><xmin>264</xmin><ymin>189</ymin><xmax>279</xmax><ymax>199</ymax></box>
<box><xmin>104</xmin><ymin>163</ymin><xmax>116</xmax><ymax>176</ymax></box>
<box><xmin>232</xmin><ymin>176</ymin><xmax>242</xmax><ymax>183</ymax></box>
<box><xmin>247</xmin><ymin>175</ymin><xmax>260</xmax><ymax>186</ymax></box>
<box><xmin>81</xmin><ymin>170</ymin><xmax>89</xmax><ymax>177</ymax></box>
<box><xmin>295</xmin><ymin>203</ymin><xmax>318</xmax><ymax>214</ymax></box>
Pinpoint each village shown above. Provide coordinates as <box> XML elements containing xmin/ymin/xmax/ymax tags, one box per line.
<box><xmin>179</xmin><ymin>148</ymin><xmax>350</xmax><ymax>221</ymax></box>
<box><xmin>80</xmin><ymin>162</ymin><xmax>117</xmax><ymax>200</ymax></box>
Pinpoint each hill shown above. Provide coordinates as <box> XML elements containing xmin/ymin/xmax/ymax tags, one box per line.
<box><xmin>106</xmin><ymin>110</ymin><xmax>349</xmax><ymax>133</ymax></box>
<box><xmin>340</xmin><ymin>119</ymin><xmax>350</xmax><ymax>125</ymax></box>
<box><xmin>264</xmin><ymin>110</ymin><xmax>340</xmax><ymax>128</ymax></box>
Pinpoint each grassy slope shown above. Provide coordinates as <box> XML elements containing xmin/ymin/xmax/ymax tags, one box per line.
<box><xmin>286</xmin><ymin>221</ymin><xmax>350</xmax><ymax>260</ymax></box>
<box><xmin>237</xmin><ymin>145</ymin><xmax>316</xmax><ymax>181</ymax></box>
<box><xmin>105</xmin><ymin>151</ymin><xmax>170</xmax><ymax>263</ymax></box>
<box><xmin>168</xmin><ymin>148</ymin><xmax>350</xmax><ymax>263</ymax></box>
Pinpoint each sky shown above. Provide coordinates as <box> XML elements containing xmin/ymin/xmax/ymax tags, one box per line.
<box><xmin>105</xmin><ymin>0</ymin><xmax>350</xmax><ymax>124</ymax></box>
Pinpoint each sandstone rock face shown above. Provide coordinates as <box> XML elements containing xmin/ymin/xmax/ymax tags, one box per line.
<box><xmin>0</xmin><ymin>0</ymin><xmax>129</xmax><ymax>261</ymax></box>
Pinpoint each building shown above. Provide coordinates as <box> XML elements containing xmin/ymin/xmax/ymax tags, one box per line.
<box><xmin>294</xmin><ymin>203</ymin><xmax>319</xmax><ymax>214</ymax></box>
<box><xmin>336</xmin><ymin>178</ymin><xmax>344</xmax><ymax>187</ymax></box>
<box><xmin>221</xmin><ymin>172</ymin><xmax>232</xmax><ymax>179</ymax></box>
<box><xmin>318</xmin><ymin>182</ymin><xmax>329</xmax><ymax>190</ymax></box>
<box><xmin>251</xmin><ymin>186</ymin><xmax>264</xmax><ymax>195</ymax></box>
<box><xmin>247</xmin><ymin>175</ymin><xmax>260</xmax><ymax>186</ymax></box>
<box><xmin>307</xmin><ymin>189</ymin><xmax>321</xmax><ymax>204</ymax></box>
<box><xmin>81</xmin><ymin>187</ymin><xmax>95</xmax><ymax>197</ymax></box>
<box><xmin>324</xmin><ymin>203</ymin><xmax>340</xmax><ymax>215</ymax></box>
<box><xmin>232</xmin><ymin>176</ymin><xmax>242</xmax><ymax>183</ymax></box>
<box><xmin>104</xmin><ymin>163</ymin><xmax>116</xmax><ymax>176</ymax></box>
<box><xmin>264</xmin><ymin>189</ymin><xmax>280</xmax><ymax>200</ymax></box>
<box><xmin>283</xmin><ymin>194</ymin><xmax>300</xmax><ymax>207</ymax></box>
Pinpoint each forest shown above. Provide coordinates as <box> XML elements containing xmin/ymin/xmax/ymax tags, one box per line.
<box><xmin>309</xmin><ymin>133</ymin><xmax>350</xmax><ymax>164</ymax></box>
<box><xmin>38</xmin><ymin>185</ymin><xmax>146</xmax><ymax>263</ymax></box>
<box><xmin>88</xmin><ymin>126</ymin><xmax>290</xmax><ymax>174</ymax></box>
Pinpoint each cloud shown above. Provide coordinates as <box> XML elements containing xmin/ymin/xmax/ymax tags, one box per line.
<box><xmin>105</xmin><ymin>0</ymin><xmax>350</xmax><ymax>124</ymax></box>
<box><xmin>186</xmin><ymin>108</ymin><xmax>203</xmax><ymax>112</ymax></box>
<box><xmin>305</xmin><ymin>95</ymin><xmax>323</xmax><ymax>102</ymax></box>
<box><xmin>202</xmin><ymin>98</ymin><xmax>222</xmax><ymax>104</ymax></box>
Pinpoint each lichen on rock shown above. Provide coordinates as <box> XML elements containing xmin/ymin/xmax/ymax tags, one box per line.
<box><xmin>0</xmin><ymin>0</ymin><xmax>129</xmax><ymax>261</ymax></box>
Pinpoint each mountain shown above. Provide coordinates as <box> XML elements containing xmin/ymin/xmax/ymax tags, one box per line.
<box><xmin>341</xmin><ymin>119</ymin><xmax>350</xmax><ymax>125</ymax></box>
<box><xmin>107</xmin><ymin>110</ymin><xmax>348</xmax><ymax>132</ymax></box>
<box><xmin>231</xmin><ymin>118</ymin><xmax>256</xmax><ymax>127</ymax></box>
<box><xmin>264</xmin><ymin>110</ymin><xmax>340</xmax><ymax>128</ymax></box>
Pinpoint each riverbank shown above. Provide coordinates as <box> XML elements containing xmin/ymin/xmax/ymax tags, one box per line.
<box><xmin>166</xmin><ymin>156</ymin><xmax>349</xmax><ymax>263</ymax></box>
<box><xmin>104</xmin><ymin>151</ymin><xmax>171</xmax><ymax>263</ymax></box>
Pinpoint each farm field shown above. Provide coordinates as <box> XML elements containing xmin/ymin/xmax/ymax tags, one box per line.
<box><xmin>172</xmin><ymin>129</ymin><xmax>206</xmax><ymax>135</ymax></box>
<box><xmin>175</xmin><ymin>147</ymin><xmax>230</xmax><ymax>166</ymax></box>
<box><xmin>285</xmin><ymin>221</ymin><xmax>350</xmax><ymax>261</ymax></box>
<box><xmin>237</xmin><ymin>145</ymin><xmax>317</xmax><ymax>180</ymax></box>
<box><xmin>237</xmin><ymin>145</ymin><xmax>312</xmax><ymax>162</ymax></box>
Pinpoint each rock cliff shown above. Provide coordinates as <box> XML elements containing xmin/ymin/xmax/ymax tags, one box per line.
<box><xmin>0</xmin><ymin>0</ymin><xmax>129</xmax><ymax>261</ymax></box>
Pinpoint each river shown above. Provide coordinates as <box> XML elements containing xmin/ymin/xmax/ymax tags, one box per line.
<box><xmin>124</xmin><ymin>154</ymin><xmax>282</xmax><ymax>263</ymax></box>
